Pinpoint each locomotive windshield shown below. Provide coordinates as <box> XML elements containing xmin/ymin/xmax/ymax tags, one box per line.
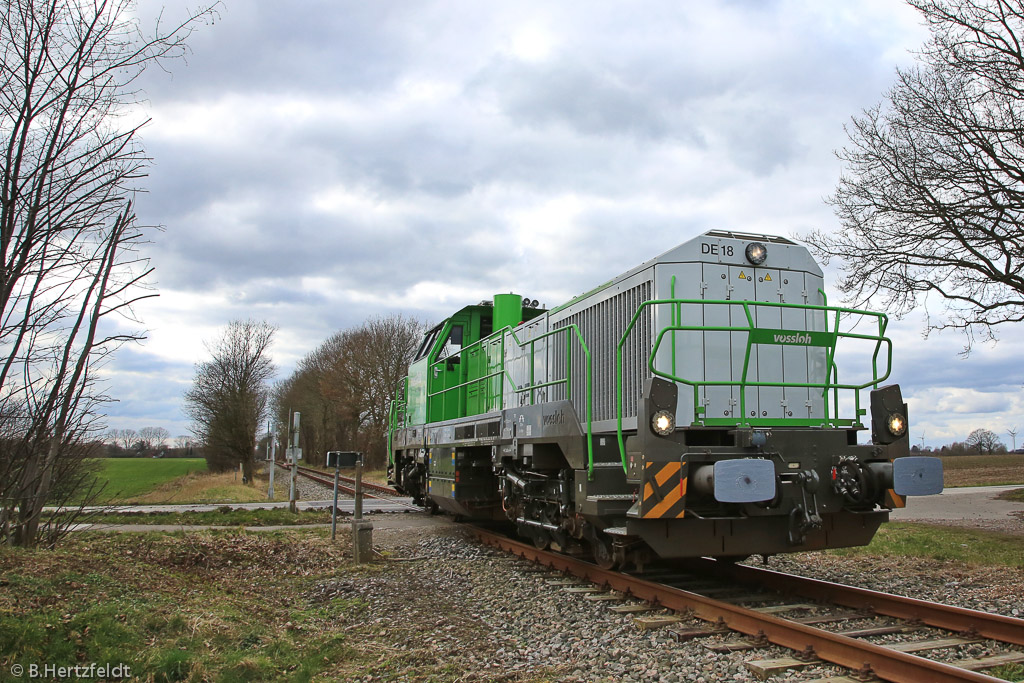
<box><xmin>413</xmin><ymin>323</ymin><xmax>443</xmax><ymax>361</ymax></box>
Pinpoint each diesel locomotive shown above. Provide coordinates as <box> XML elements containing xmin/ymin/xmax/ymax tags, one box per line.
<box><xmin>387</xmin><ymin>231</ymin><xmax>943</xmax><ymax>568</ymax></box>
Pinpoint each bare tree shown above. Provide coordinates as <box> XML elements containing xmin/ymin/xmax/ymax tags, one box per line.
<box><xmin>0</xmin><ymin>0</ymin><xmax>216</xmax><ymax>547</ymax></box>
<box><xmin>966</xmin><ymin>427</ymin><xmax>1005</xmax><ymax>454</ymax></box>
<box><xmin>174</xmin><ymin>434</ymin><xmax>192</xmax><ymax>451</ymax></box>
<box><xmin>138</xmin><ymin>426</ymin><xmax>170</xmax><ymax>451</ymax></box>
<box><xmin>806</xmin><ymin>0</ymin><xmax>1024</xmax><ymax>350</ymax></box>
<box><xmin>275</xmin><ymin>314</ymin><xmax>421</xmax><ymax>469</ymax></box>
<box><xmin>184</xmin><ymin>320</ymin><xmax>276</xmax><ymax>482</ymax></box>
<box><xmin>105</xmin><ymin>428</ymin><xmax>137</xmax><ymax>450</ymax></box>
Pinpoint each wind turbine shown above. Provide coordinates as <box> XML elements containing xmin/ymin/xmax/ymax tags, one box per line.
<box><xmin>1008</xmin><ymin>427</ymin><xmax>1018</xmax><ymax>452</ymax></box>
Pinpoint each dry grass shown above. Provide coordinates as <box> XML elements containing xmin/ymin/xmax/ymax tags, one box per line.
<box><xmin>127</xmin><ymin>471</ymin><xmax>290</xmax><ymax>505</ymax></box>
<box><xmin>940</xmin><ymin>454</ymin><xmax>1024</xmax><ymax>487</ymax></box>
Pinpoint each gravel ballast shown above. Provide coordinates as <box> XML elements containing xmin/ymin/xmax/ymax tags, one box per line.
<box><xmin>314</xmin><ymin>517</ymin><xmax>1024</xmax><ymax>682</ymax></box>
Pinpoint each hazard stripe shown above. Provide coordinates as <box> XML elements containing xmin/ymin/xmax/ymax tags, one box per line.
<box><xmin>885</xmin><ymin>489</ymin><xmax>906</xmax><ymax>509</ymax></box>
<box><xmin>644</xmin><ymin>487</ymin><xmax>682</xmax><ymax>518</ymax></box>
<box><xmin>655</xmin><ymin>461</ymin><xmax>680</xmax><ymax>487</ymax></box>
<box><xmin>640</xmin><ymin>461</ymin><xmax>688</xmax><ymax>519</ymax></box>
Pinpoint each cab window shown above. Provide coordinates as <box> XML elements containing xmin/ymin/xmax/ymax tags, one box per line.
<box><xmin>414</xmin><ymin>324</ymin><xmax>443</xmax><ymax>361</ymax></box>
<box><xmin>438</xmin><ymin>325</ymin><xmax>463</xmax><ymax>360</ymax></box>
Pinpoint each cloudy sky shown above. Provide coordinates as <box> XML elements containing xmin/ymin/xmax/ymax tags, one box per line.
<box><xmin>101</xmin><ymin>0</ymin><xmax>1023</xmax><ymax>449</ymax></box>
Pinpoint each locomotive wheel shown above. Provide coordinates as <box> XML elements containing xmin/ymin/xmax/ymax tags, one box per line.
<box><xmin>591</xmin><ymin>535</ymin><xmax>617</xmax><ymax>570</ymax></box>
<box><xmin>532</xmin><ymin>531</ymin><xmax>550</xmax><ymax>550</ymax></box>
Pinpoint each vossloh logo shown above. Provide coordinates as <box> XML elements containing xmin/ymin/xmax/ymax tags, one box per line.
<box><xmin>773</xmin><ymin>332</ymin><xmax>812</xmax><ymax>344</ymax></box>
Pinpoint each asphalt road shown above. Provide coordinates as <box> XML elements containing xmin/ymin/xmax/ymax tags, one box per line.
<box><xmin>889</xmin><ymin>484</ymin><xmax>1024</xmax><ymax>526</ymax></box>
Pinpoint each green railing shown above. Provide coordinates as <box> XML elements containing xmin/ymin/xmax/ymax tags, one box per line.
<box><xmin>390</xmin><ymin>324</ymin><xmax>596</xmax><ymax>478</ymax></box>
<box><xmin>387</xmin><ymin>376</ymin><xmax>409</xmax><ymax>469</ymax></box>
<box><xmin>615</xmin><ymin>298</ymin><xmax>891</xmax><ymax>469</ymax></box>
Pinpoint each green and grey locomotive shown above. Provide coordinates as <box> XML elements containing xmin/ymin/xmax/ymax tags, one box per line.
<box><xmin>387</xmin><ymin>230</ymin><xmax>942</xmax><ymax>568</ymax></box>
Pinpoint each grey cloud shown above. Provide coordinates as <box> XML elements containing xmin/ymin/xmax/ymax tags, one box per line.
<box><xmin>719</xmin><ymin>108</ymin><xmax>803</xmax><ymax>176</ymax></box>
<box><xmin>895</xmin><ymin>351</ymin><xmax>1024</xmax><ymax>393</ymax></box>
<box><xmin>474</xmin><ymin>58</ymin><xmax>677</xmax><ymax>141</ymax></box>
<box><xmin>137</xmin><ymin>2</ymin><xmax>412</xmax><ymax>100</ymax></box>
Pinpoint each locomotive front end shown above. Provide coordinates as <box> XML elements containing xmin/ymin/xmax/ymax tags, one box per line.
<box><xmin>615</xmin><ymin>232</ymin><xmax>943</xmax><ymax>559</ymax></box>
<box><xmin>625</xmin><ymin>377</ymin><xmax>942</xmax><ymax>559</ymax></box>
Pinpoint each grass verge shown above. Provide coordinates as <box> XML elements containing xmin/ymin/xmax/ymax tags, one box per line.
<box><xmin>82</xmin><ymin>508</ymin><xmax>333</xmax><ymax>527</ymax></box>
<box><xmin>1</xmin><ymin>529</ymin><xmax>525</xmax><ymax>682</ymax></box>
<box><xmin>829</xmin><ymin>522</ymin><xmax>1024</xmax><ymax>568</ymax></box>
<box><xmin>997</xmin><ymin>488</ymin><xmax>1024</xmax><ymax>503</ymax></box>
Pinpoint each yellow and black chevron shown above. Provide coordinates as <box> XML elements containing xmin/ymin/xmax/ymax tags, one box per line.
<box><xmin>640</xmin><ymin>460</ymin><xmax>688</xmax><ymax>519</ymax></box>
<box><xmin>884</xmin><ymin>489</ymin><xmax>906</xmax><ymax>509</ymax></box>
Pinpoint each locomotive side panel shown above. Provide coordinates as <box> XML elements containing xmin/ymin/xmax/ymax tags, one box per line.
<box><xmin>549</xmin><ymin>270</ymin><xmax>654</xmax><ymax>434</ymax></box>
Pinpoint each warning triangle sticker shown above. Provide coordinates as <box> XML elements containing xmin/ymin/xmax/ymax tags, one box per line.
<box><xmin>764</xmin><ymin>273</ymin><xmax>772</xmax><ymax>281</ymax></box>
<box><xmin>738</xmin><ymin>271</ymin><xmax>746</xmax><ymax>279</ymax></box>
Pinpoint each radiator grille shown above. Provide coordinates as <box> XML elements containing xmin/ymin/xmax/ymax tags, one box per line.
<box><xmin>552</xmin><ymin>280</ymin><xmax>653</xmax><ymax>422</ymax></box>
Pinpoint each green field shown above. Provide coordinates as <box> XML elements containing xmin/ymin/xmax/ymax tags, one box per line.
<box><xmin>91</xmin><ymin>458</ymin><xmax>207</xmax><ymax>503</ymax></box>
<box><xmin>940</xmin><ymin>453</ymin><xmax>1024</xmax><ymax>487</ymax></box>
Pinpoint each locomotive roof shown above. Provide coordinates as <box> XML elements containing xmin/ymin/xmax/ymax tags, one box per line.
<box><xmin>549</xmin><ymin>229</ymin><xmax>818</xmax><ymax>316</ymax></box>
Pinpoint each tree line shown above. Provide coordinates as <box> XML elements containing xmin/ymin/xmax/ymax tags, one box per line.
<box><xmin>103</xmin><ymin>427</ymin><xmax>196</xmax><ymax>455</ymax></box>
<box><xmin>273</xmin><ymin>315</ymin><xmax>421</xmax><ymax>470</ymax></box>
<box><xmin>184</xmin><ymin>314</ymin><xmax>420</xmax><ymax>479</ymax></box>
<box><xmin>914</xmin><ymin>428</ymin><xmax>1018</xmax><ymax>455</ymax></box>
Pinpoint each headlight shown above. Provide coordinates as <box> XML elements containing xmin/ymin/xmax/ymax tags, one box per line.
<box><xmin>651</xmin><ymin>409</ymin><xmax>675</xmax><ymax>436</ymax></box>
<box><xmin>886</xmin><ymin>412</ymin><xmax>907</xmax><ymax>437</ymax></box>
<box><xmin>745</xmin><ymin>242</ymin><xmax>767</xmax><ymax>265</ymax></box>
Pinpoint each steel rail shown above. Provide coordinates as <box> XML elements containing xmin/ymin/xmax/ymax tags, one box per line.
<box><xmin>278</xmin><ymin>463</ymin><xmax>422</xmax><ymax>511</ymax></box>
<box><xmin>470</xmin><ymin>528</ymin><xmax>1006</xmax><ymax>683</ymax></box>
<box><xmin>295</xmin><ymin>466</ymin><xmax>401</xmax><ymax>497</ymax></box>
<box><xmin>683</xmin><ymin>558</ymin><xmax>1024</xmax><ymax>647</ymax></box>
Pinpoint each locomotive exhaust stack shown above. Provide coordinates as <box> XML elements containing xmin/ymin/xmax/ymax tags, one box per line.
<box><xmin>386</xmin><ymin>230</ymin><xmax>943</xmax><ymax>567</ymax></box>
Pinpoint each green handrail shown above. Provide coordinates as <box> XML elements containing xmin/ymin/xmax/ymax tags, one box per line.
<box><xmin>422</xmin><ymin>322</ymin><xmax>596</xmax><ymax>478</ymax></box>
<box><xmin>615</xmin><ymin>298</ymin><xmax>891</xmax><ymax>469</ymax></box>
<box><xmin>386</xmin><ymin>376</ymin><xmax>409</xmax><ymax>469</ymax></box>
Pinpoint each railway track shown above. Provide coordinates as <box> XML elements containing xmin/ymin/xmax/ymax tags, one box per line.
<box><xmin>471</xmin><ymin>527</ymin><xmax>1024</xmax><ymax>682</ymax></box>
<box><xmin>277</xmin><ymin>463</ymin><xmax>422</xmax><ymax>511</ymax></box>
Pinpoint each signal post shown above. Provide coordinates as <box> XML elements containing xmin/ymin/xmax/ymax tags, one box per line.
<box><xmin>326</xmin><ymin>450</ymin><xmax>373</xmax><ymax>562</ymax></box>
